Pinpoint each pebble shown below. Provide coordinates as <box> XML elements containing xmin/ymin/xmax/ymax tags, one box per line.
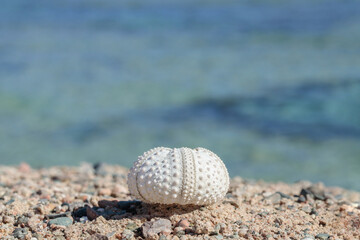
<box><xmin>12</xmin><ymin>227</ymin><xmax>28</xmax><ymax>239</ymax></box>
<box><xmin>122</xmin><ymin>229</ymin><xmax>135</xmax><ymax>239</ymax></box>
<box><xmin>73</xmin><ymin>207</ymin><xmax>87</xmax><ymax>218</ymax></box>
<box><xmin>79</xmin><ymin>216</ymin><xmax>88</xmax><ymax>223</ymax></box>
<box><xmin>176</xmin><ymin>219</ymin><xmax>190</xmax><ymax>229</ymax></box>
<box><xmin>308</xmin><ymin>184</ymin><xmax>326</xmax><ymax>200</ymax></box>
<box><xmin>300</xmin><ymin>184</ymin><xmax>326</xmax><ymax>201</ymax></box>
<box><xmin>276</xmin><ymin>191</ymin><xmax>291</xmax><ymax>199</ymax></box>
<box><xmin>234</xmin><ymin>220</ymin><xmax>242</xmax><ymax>225</ymax></box>
<box><xmin>46</xmin><ymin>212</ymin><xmax>71</xmax><ymax>219</ymax></box>
<box><xmin>16</xmin><ymin>215</ymin><xmax>29</xmax><ymax>225</ymax></box>
<box><xmin>87</xmin><ymin>234</ymin><xmax>109</xmax><ymax>240</ymax></box>
<box><xmin>69</xmin><ymin>201</ymin><xmax>85</xmax><ymax>212</ymax></box>
<box><xmin>3</xmin><ymin>215</ymin><xmax>14</xmax><ymax>224</ymax></box>
<box><xmin>98</xmin><ymin>200</ymin><xmax>118</xmax><ymax>208</ymax></box>
<box><xmin>126</xmin><ymin>222</ymin><xmax>138</xmax><ymax>231</ymax></box>
<box><xmin>215</xmin><ymin>235</ymin><xmax>224</xmax><ymax>240</ymax></box>
<box><xmin>217</xmin><ymin>223</ymin><xmax>226</xmax><ymax>234</ymax></box>
<box><xmin>315</xmin><ymin>233</ymin><xmax>330</xmax><ymax>240</ymax></box>
<box><xmin>230</xmin><ymin>233</ymin><xmax>239</xmax><ymax>239</ymax></box>
<box><xmin>238</xmin><ymin>225</ymin><xmax>248</xmax><ymax>237</ymax></box>
<box><xmin>223</xmin><ymin>200</ymin><xmax>240</xmax><ymax>208</ymax></box>
<box><xmin>111</xmin><ymin>185</ymin><xmax>128</xmax><ymax>196</ymax></box>
<box><xmin>174</xmin><ymin>227</ymin><xmax>185</xmax><ymax>237</ymax></box>
<box><xmin>265</xmin><ymin>193</ymin><xmax>282</xmax><ymax>204</ymax></box>
<box><xmin>48</xmin><ymin>217</ymin><xmax>73</xmax><ymax>227</ymax></box>
<box><xmin>301</xmin><ymin>236</ymin><xmax>315</xmax><ymax>240</ymax></box>
<box><xmin>98</xmin><ymin>188</ymin><xmax>112</xmax><ymax>196</ymax></box>
<box><xmin>302</xmin><ymin>206</ymin><xmax>312</xmax><ymax>214</ymax></box>
<box><xmin>142</xmin><ymin>218</ymin><xmax>172</xmax><ymax>239</ymax></box>
<box><xmin>86</xmin><ymin>206</ymin><xmax>99</xmax><ymax>221</ymax></box>
<box><xmin>298</xmin><ymin>195</ymin><xmax>307</xmax><ymax>203</ymax></box>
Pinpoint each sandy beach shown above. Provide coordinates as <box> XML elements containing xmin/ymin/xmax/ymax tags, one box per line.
<box><xmin>0</xmin><ymin>163</ymin><xmax>359</xmax><ymax>240</ymax></box>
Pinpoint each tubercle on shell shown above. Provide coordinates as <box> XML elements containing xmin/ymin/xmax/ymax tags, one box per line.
<box><xmin>127</xmin><ymin>147</ymin><xmax>230</xmax><ymax>205</ymax></box>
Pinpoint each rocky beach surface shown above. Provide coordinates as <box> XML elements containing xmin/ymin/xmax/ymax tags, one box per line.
<box><xmin>0</xmin><ymin>163</ymin><xmax>359</xmax><ymax>240</ymax></box>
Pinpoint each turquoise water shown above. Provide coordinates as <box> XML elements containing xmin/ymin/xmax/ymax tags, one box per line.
<box><xmin>1</xmin><ymin>0</ymin><xmax>360</xmax><ymax>190</ymax></box>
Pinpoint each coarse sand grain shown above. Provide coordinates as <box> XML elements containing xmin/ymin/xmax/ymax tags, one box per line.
<box><xmin>0</xmin><ymin>163</ymin><xmax>359</xmax><ymax>240</ymax></box>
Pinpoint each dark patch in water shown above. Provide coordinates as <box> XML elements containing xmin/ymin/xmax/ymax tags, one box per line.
<box><xmin>55</xmin><ymin>79</ymin><xmax>360</xmax><ymax>143</ymax></box>
<box><xmin>163</xmin><ymin>79</ymin><xmax>360</xmax><ymax>140</ymax></box>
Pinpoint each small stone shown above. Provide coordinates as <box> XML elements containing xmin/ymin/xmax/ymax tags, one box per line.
<box><xmin>90</xmin><ymin>196</ymin><xmax>100</xmax><ymax>207</ymax></box>
<box><xmin>126</xmin><ymin>222</ymin><xmax>138</xmax><ymax>231</ymax></box>
<box><xmin>230</xmin><ymin>233</ymin><xmax>239</xmax><ymax>239</ymax></box>
<box><xmin>12</xmin><ymin>227</ymin><xmax>28</xmax><ymax>239</ymax></box>
<box><xmin>79</xmin><ymin>216</ymin><xmax>88</xmax><ymax>223</ymax></box>
<box><xmin>98</xmin><ymin>188</ymin><xmax>112</xmax><ymax>196</ymax></box>
<box><xmin>112</xmin><ymin>185</ymin><xmax>128</xmax><ymax>196</ymax></box>
<box><xmin>32</xmin><ymin>233</ymin><xmax>44</xmax><ymax>240</ymax></box>
<box><xmin>142</xmin><ymin>219</ymin><xmax>172</xmax><ymax>239</ymax></box>
<box><xmin>302</xmin><ymin>206</ymin><xmax>312</xmax><ymax>214</ymax></box>
<box><xmin>159</xmin><ymin>235</ymin><xmax>168</xmax><ymax>240</ymax></box>
<box><xmin>217</xmin><ymin>223</ymin><xmax>226</xmax><ymax>233</ymax></box>
<box><xmin>301</xmin><ymin>236</ymin><xmax>315</xmax><ymax>240</ymax></box>
<box><xmin>46</xmin><ymin>212</ymin><xmax>71</xmax><ymax>219</ymax></box>
<box><xmin>176</xmin><ymin>219</ymin><xmax>190</xmax><ymax>229</ymax></box>
<box><xmin>265</xmin><ymin>193</ymin><xmax>282</xmax><ymax>204</ymax></box>
<box><xmin>87</xmin><ymin>234</ymin><xmax>109</xmax><ymax>240</ymax></box>
<box><xmin>86</xmin><ymin>206</ymin><xmax>99</xmax><ymax>221</ymax></box>
<box><xmin>174</xmin><ymin>227</ymin><xmax>185</xmax><ymax>237</ymax></box>
<box><xmin>215</xmin><ymin>235</ymin><xmax>224</xmax><ymax>240</ymax></box>
<box><xmin>325</xmin><ymin>198</ymin><xmax>334</xmax><ymax>205</ymax></box>
<box><xmin>315</xmin><ymin>233</ymin><xmax>330</xmax><ymax>240</ymax></box>
<box><xmin>238</xmin><ymin>225</ymin><xmax>248</xmax><ymax>237</ymax></box>
<box><xmin>106</xmin><ymin>231</ymin><xmax>116</xmax><ymax>238</ymax></box>
<box><xmin>48</xmin><ymin>217</ymin><xmax>73</xmax><ymax>227</ymax></box>
<box><xmin>310</xmin><ymin>208</ymin><xmax>318</xmax><ymax>215</ymax></box>
<box><xmin>5</xmin><ymin>199</ymin><xmax>15</xmax><ymax>205</ymax></box>
<box><xmin>54</xmin><ymin>236</ymin><xmax>66</xmax><ymax>240</ymax></box>
<box><xmin>69</xmin><ymin>201</ymin><xmax>85</xmax><ymax>212</ymax></box>
<box><xmin>16</xmin><ymin>215</ymin><xmax>29</xmax><ymax>226</ymax></box>
<box><xmin>194</xmin><ymin>221</ymin><xmax>212</xmax><ymax>234</ymax></box>
<box><xmin>3</xmin><ymin>215</ymin><xmax>14</xmax><ymax>224</ymax></box>
<box><xmin>98</xmin><ymin>200</ymin><xmax>118</xmax><ymax>208</ymax></box>
<box><xmin>122</xmin><ymin>229</ymin><xmax>134</xmax><ymax>239</ymax></box>
<box><xmin>276</xmin><ymin>192</ymin><xmax>291</xmax><ymax>199</ymax></box>
<box><xmin>308</xmin><ymin>183</ymin><xmax>326</xmax><ymax>201</ymax></box>
<box><xmin>223</xmin><ymin>200</ymin><xmax>240</xmax><ymax>208</ymax></box>
<box><xmin>298</xmin><ymin>195</ymin><xmax>307</xmax><ymax>203</ymax></box>
<box><xmin>73</xmin><ymin>207</ymin><xmax>87</xmax><ymax>218</ymax></box>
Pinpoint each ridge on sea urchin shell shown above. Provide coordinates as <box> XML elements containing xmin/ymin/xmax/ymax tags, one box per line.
<box><xmin>127</xmin><ymin>147</ymin><xmax>230</xmax><ymax>205</ymax></box>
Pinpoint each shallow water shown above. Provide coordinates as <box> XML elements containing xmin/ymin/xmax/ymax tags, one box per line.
<box><xmin>1</xmin><ymin>0</ymin><xmax>360</xmax><ymax>190</ymax></box>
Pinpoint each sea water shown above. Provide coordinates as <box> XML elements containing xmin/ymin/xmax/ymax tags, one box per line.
<box><xmin>1</xmin><ymin>0</ymin><xmax>360</xmax><ymax>190</ymax></box>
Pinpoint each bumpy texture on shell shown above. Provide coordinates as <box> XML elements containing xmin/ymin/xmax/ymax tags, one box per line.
<box><xmin>127</xmin><ymin>147</ymin><xmax>230</xmax><ymax>205</ymax></box>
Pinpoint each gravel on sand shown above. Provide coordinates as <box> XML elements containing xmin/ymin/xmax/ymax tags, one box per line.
<box><xmin>0</xmin><ymin>163</ymin><xmax>359</xmax><ymax>239</ymax></box>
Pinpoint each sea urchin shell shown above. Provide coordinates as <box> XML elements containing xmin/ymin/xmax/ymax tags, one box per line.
<box><xmin>127</xmin><ymin>147</ymin><xmax>230</xmax><ymax>205</ymax></box>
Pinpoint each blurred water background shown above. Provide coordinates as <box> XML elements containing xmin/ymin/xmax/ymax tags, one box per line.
<box><xmin>1</xmin><ymin>0</ymin><xmax>360</xmax><ymax>190</ymax></box>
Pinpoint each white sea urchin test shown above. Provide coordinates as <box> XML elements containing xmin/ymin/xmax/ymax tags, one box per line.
<box><xmin>127</xmin><ymin>147</ymin><xmax>230</xmax><ymax>205</ymax></box>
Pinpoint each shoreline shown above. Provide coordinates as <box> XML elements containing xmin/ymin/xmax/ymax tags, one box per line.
<box><xmin>0</xmin><ymin>163</ymin><xmax>359</xmax><ymax>239</ymax></box>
